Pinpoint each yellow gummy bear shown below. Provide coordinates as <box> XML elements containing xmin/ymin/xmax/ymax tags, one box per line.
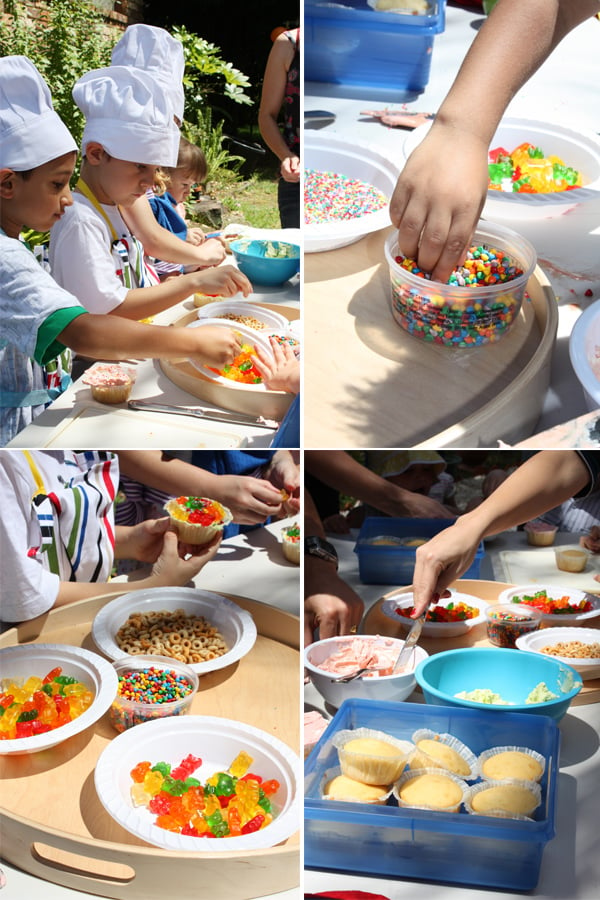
<box><xmin>228</xmin><ymin>751</ymin><xmax>253</xmax><ymax>778</ymax></box>
<box><xmin>142</xmin><ymin>769</ymin><xmax>164</xmax><ymax>796</ymax></box>
<box><xmin>130</xmin><ymin>782</ymin><xmax>152</xmax><ymax>807</ymax></box>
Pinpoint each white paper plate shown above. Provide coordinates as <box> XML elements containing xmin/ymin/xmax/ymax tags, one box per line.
<box><xmin>196</xmin><ymin>300</ymin><xmax>289</xmax><ymax>332</ymax></box>
<box><xmin>516</xmin><ymin>627</ymin><xmax>600</xmax><ymax>680</ymax></box>
<box><xmin>381</xmin><ymin>591</ymin><xmax>488</xmax><ymax>637</ymax></box>
<box><xmin>497</xmin><ymin>583</ymin><xmax>600</xmax><ymax>625</ymax></box>
<box><xmin>186</xmin><ymin>319</ymin><xmax>272</xmax><ymax>389</ymax></box>
<box><xmin>91</xmin><ymin>587</ymin><xmax>257</xmax><ymax>674</ymax></box>
<box><xmin>0</xmin><ymin>643</ymin><xmax>118</xmax><ymax>755</ymax></box>
<box><xmin>94</xmin><ymin>715</ymin><xmax>300</xmax><ymax>851</ymax></box>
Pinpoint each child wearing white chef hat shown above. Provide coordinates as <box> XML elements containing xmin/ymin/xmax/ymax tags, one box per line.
<box><xmin>110</xmin><ymin>24</ymin><xmax>226</xmax><ymax>273</ymax></box>
<box><xmin>49</xmin><ymin>64</ymin><xmax>249</xmax><ymax>319</ymax></box>
<box><xmin>0</xmin><ymin>57</ymin><xmax>244</xmax><ymax>446</ymax></box>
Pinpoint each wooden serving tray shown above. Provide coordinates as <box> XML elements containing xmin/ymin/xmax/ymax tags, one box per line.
<box><xmin>161</xmin><ymin>304</ymin><xmax>299</xmax><ymax>421</ymax></box>
<box><xmin>0</xmin><ymin>592</ymin><xmax>300</xmax><ymax>900</ymax></box>
<box><xmin>362</xmin><ymin>580</ymin><xmax>600</xmax><ymax>705</ymax></box>
<box><xmin>304</xmin><ymin>228</ymin><xmax>558</xmax><ymax>448</ymax></box>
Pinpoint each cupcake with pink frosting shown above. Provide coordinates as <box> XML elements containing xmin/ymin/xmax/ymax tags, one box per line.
<box><xmin>83</xmin><ymin>364</ymin><xmax>135</xmax><ymax>404</ymax></box>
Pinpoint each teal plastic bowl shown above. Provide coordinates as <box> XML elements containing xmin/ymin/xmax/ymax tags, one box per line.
<box><xmin>230</xmin><ymin>239</ymin><xmax>300</xmax><ymax>286</ymax></box>
<box><xmin>415</xmin><ymin>647</ymin><xmax>582</xmax><ymax>721</ymax></box>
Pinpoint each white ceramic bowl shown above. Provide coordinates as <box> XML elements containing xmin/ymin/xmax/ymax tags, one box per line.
<box><xmin>496</xmin><ymin>583</ymin><xmax>600</xmax><ymax>626</ymax></box>
<box><xmin>0</xmin><ymin>643</ymin><xmax>118</xmax><ymax>755</ymax></box>
<box><xmin>304</xmin><ymin>133</ymin><xmax>400</xmax><ymax>253</ymax></box>
<box><xmin>196</xmin><ymin>300</ymin><xmax>289</xmax><ymax>333</ymax></box>
<box><xmin>186</xmin><ymin>318</ymin><xmax>273</xmax><ymax>388</ymax></box>
<box><xmin>94</xmin><ymin>715</ymin><xmax>300</xmax><ymax>852</ymax></box>
<box><xmin>91</xmin><ymin>587</ymin><xmax>257</xmax><ymax>675</ymax></box>
<box><xmin>304</xmin><ymin>634</ymin><xmax>428</xmax><ymax>708</ymax></box>
<box><xmin>381</xmin><ymin>590</ymin><xmax>488</xmax><ymax>637</ymax></box>
<box><xmin>516</xmin><ymin>627</ymin><xmax>600</xmax><ymax>680</ymax></box>
<box><xmin>569</xmin><ymin>298</ymin><xmax>600</xmax><ymax>412</ymax></box>
<box><xmin>403</xmin><ymin>117</ymin><xmax>600</xmax><ymax>220</ymax></box>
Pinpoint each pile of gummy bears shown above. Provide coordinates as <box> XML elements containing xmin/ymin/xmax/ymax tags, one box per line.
<box><xmin>488</xmin><ymin>143</ymin><xmax>582</xmax><ymax>193</ymax></box>
<box><xmin>130</xmin><ymin>750</ymin><xmax>281</xmax><ymax>838</ymax></box>
<box><xmin>0</xmin><ymin>666</ymin><xmax>93</xmax><ymax>740</ymax></box>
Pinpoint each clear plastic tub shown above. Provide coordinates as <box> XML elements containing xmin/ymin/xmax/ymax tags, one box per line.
<box><xmin>108</xmin><ymin>654</ymin><xmax>198</xmax><ymax>733</ymax></box>
<box><xmin>384</xmin><ymin>221</ymin><xmax>537</xmax><ymax>347</ymax></box>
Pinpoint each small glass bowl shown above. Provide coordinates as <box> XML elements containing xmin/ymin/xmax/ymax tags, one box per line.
<box><xmin>108</xmin><ymin>654</ymin><xmax>198</xmax><ymax>733</ymax></box>
<box><xmin>485</xmin><ymin>604</ymin><xmax>542</xmax><ymax>648</ymax></box>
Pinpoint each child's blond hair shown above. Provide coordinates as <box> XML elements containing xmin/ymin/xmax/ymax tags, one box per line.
<box><xmin>156</xmin><ymin>137</ymin><xmax>207</xmax><ymax>194</ymax></box>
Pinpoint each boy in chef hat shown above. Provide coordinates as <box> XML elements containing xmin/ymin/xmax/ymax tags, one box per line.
<box><xmin>0</xmin><ymin>57</ymin><xmax>243</xmax><ymax>446</ymax></box>
<box><xmin>49</xmin><ymin>64</ymin><xmax>247</xmax><ymax>318</ymax></box>
<box><xmin>110</xmin><ymin>24</ymin><xmax>226</xmax><ymax>271</ymax></box>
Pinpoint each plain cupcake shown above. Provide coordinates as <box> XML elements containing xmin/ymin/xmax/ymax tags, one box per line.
<box><xmin>333</xmin><ymin>727</ymin><xmax>412</xmax><ymax>785</ymax></box>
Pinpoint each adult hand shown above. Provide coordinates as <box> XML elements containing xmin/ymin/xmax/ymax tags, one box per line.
<box><xmin>389</xmin><ymin>124</ymin><xmax>489</xmax><ymax>283</ymax></box>
<box><xmin>280</xmin><ymin>155</ymin><xmax>300</xmax><ymax>183</ymax></box>
<box><xmin>411</xmin><ymin>518</ymin><xmax>483</xmax><ymax>616</ymax></box>
<box><xmin>150</xmin><ymin>530</ymin><xmax>222</xmax><ymax>586</ymax></box>
<box><xmin>304</xmin><ymin>563</ymin><xmax>364</xmax><ymax>644</ymax></box>
<box><xmin>389</xmin><ymin>489</ymin><xmax>454</xmax><ymax>519</ymax></box>
<box><xmin>581</xmin><ymin>525</ymin><xmax>600</xmax><ymax>553</ymax></box>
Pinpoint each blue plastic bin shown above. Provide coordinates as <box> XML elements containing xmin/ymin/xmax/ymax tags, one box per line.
<box><xmin>305</xmin><ymin>698</ymin><xmax>559</xmax><ymax>890</ymax></box>
<box><xmin>354</xmin><ymin>516</ymin><xmax>485</xmax><ymax>584</ymax></box>
<box><xmin>305</xmin><ymin>1</ymin><xmax>446</xmax><ymax>95</ymax></box>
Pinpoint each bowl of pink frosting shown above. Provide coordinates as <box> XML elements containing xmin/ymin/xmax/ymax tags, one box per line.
<box><xmin>304</xmin><ymin>634</ymin><xmax>428</xmax><ymax>709</ymax></box>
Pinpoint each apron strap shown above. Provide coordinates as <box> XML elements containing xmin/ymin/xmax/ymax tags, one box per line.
<box><xmin>75</xmin><ymin>178</ymin><xmax>119</xmax><ymax>243</ymax></box>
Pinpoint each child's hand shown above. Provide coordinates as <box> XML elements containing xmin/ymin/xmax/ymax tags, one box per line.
<box><xmin>150</xmin><ymin>531</ymin><xmax>222</xmax><ymax>587</ymax></box>
<box><xmin>252</xmin><ymin>336</ymin><xmax>300</xmax><ymax>393</ymax></box>
<box><xmin>193</xmin><ymin>264</ymin><xmax>251</xmax><ymax>297</ymax></box>
<box><xmin>193</xmin><ymin>238</ymin><xmax>227</xmax><ymax>266</ymax></box>
<box><xmin>186</xmin><ymin>227</ymin><xmax>206</xmax><ymax>246</ymax></box>
<box><xmin>190</xmin><ymin>324</ymin><xmax>242</xmax><ymax>369</ymax></box>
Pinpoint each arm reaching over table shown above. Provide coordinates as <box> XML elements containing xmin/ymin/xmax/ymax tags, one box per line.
<box><xmin>411</xmin><ymin>451</ymin><xmax>593</xmax><ymax>616</ymax></box>
<box><xmin>389</xmin><ymin>0</ymin><xmax>600</xmax><ymax>283</ymax></box>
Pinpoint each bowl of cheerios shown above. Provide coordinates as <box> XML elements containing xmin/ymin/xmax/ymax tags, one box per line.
<box><xmin>91</xmin><ymin>587</ymin><xmax>257</xmax><ymax>675</ymax></box>
<box><xmin>516</xmin><ymin>627</ymin><xmax>600</xmax><ymax>681</ymax></box>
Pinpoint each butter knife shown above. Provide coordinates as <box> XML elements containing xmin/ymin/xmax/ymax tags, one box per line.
<box><xmin>127</xmin><ymin>400</ymin><xmax>278</xmax><ymax>430</ymax></box>
<box><xmin>392</xmin><ymin>612</ymin><xmax>426</xmax><ymax>673</ymax></box>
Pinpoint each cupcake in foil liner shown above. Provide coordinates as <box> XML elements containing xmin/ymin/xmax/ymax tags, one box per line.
<box><xmin>332</xmin><ymin>727</ymin><xmax>413</xmax><ymax>785</ymax></box>
<box><xmin>465</xmin><ymin>779</ymin><xmax>542</xmax><ymax>819</ymax></box>
<box><xmin>478</xmin><ymin>745</ymin><xmax>546</xmax><ymax>783</ymax></box>
<box><xmin>394</xmin><ymin>767</ymin><xmax>468</xmax><ymax>813</ymax></box>
<box><xmin>410</xmin><ymin>728</ymin><xmax>478</xmax><ymax>780</ymax></box>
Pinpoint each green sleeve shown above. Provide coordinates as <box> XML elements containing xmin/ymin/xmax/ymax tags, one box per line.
<box><xmin>34</xmin><ymin>307</ymin><xmax>88</xmax><ymax>365</ymax></box>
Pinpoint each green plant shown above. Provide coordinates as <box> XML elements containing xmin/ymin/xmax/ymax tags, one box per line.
<box><xmin>173</xmin><ymin>24</ymin><xmax>253</xmax><ymax>117</ymax></box>
<box><xmin>182</xmin><ymin>108</ymin><xmax>244</xmax><ymax>189</ymax></box>
<box><xmin>0</xmin><ymin>0</ymin><xmax>113</xmax><ymax>147</ymax></box>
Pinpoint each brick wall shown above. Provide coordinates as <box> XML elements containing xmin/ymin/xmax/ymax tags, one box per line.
<box><xmin>1</xmin><ymin>1</ymin><xmax>144</xmax><ymax>30</ymax></box>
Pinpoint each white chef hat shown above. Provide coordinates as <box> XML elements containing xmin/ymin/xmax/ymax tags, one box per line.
<box><xmin>111</xmin><ymin>24</ymin><xmax>185</xmax><ymax>123</ymax></box>
<box><xmin>0</xmin><ymin>56</ymin><xmax>77</xmax><ymax>171</ymax></box>
<box><xmin>74</xmin><ymin>65</ymin><xmax>178</xmax><ymax>167</ymax></box>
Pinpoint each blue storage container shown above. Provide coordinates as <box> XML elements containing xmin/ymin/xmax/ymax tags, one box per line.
<box><xmin>354</xmin><ymin>516</ymin><xmax>485</xmax><ymax>584</ymax></box>
<box><xmin>305</xmin><ymin>1</ymin><xmax>446</xmax><ymax>95</ymax></box>
<box><xmin>305</xmin><ymin>698</ymin><xmax>560</xmax><ymax>890</ymax></box>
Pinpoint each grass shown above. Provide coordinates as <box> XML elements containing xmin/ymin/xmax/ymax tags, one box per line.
<box><xmin>189</xmin><ymin>164</ymin><xmax>282</xmax><ymax>231</ymax></box>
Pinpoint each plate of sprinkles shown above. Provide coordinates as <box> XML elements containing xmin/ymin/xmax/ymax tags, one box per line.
<box><xmin>497</xmin><ymin>584</ymin><xmax>600</xmax><ymax>626</ymax></box>
<box><xmin>91</xmin><ymin>586</ymin><xmax>257</xmax><ymax>675</ymax></box>
<box><xmin>94</xmin><ymin>715</ymin><xmax>300</xmax><ymax>852</ymax></box>
<box><xmin>381</xmin><ymin>591</ymin><xmax>488</xmax><ymax>637</ymax></box>
<box><xmin>304</xmin><ymin>133</ymin><xmax>400</xmax><ymax>252</ymax></box>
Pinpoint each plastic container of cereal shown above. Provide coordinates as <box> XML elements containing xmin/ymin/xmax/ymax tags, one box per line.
<box><xmin>384</xmin><ymin>221</ymin><xmax>537</xmax><ymax>347</ymax></box>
